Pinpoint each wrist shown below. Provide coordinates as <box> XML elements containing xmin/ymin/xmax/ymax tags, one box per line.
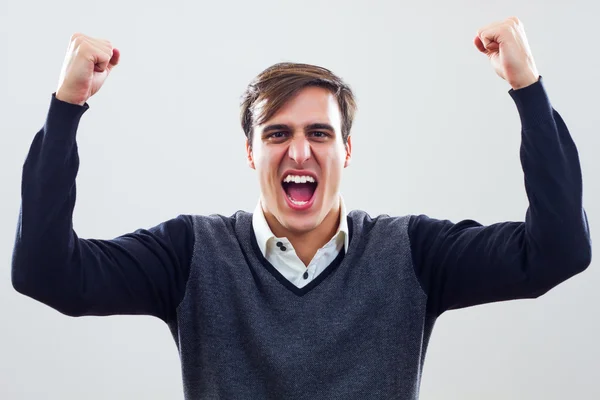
<box><xmin>55</xmin><ymin>90</ymin><xmax>86</xmax><ymax>106</ymax></box>
<box><xmin>510</xmin><ymin>73</ymin><xmax>540</xmax><ymax>90</ymax></box>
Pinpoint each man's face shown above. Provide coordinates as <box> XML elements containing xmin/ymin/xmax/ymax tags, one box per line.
<box><xmin>246</xmin><ymin>86</ymin><xmax>352</xmax><ymax>234</ymax></box>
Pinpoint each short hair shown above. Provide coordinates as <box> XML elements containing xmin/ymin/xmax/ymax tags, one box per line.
<box><xmin>240</xmin><ymin>62</ymin><xmax>357</xmax><ymax>147</ymax></box>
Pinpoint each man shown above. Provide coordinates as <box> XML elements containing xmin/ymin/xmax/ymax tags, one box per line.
<box><xmin>12</xmin><ymin>16</ymin><xmax>592</xmax><ymax>399</ymax></box>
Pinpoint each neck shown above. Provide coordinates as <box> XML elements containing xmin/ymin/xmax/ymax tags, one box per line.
<box><xmin>264</xmin><ymin>198</ymin><xmax>341</xmax><ymax>267</ymax></box>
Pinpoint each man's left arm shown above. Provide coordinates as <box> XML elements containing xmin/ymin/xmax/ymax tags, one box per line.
<box><xmin>410</xmin><ymin>17</ymin><xmax>592</xmax><ymax>316</ymax></box>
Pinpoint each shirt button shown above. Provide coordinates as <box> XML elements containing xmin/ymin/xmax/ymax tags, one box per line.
<box><xmin>280</xmin><ymin>246</ymin><xmax>287</xmax><ymax>251</ymax></box>
<box><xmin>276</xmin><ymin>241</ymin><xmax>283</xmax><ymax>247</ymax></box>
<box><xmin>303</xmin><ymin>271</ymin><xmax>309</xmax><ymax>279</ymax></box>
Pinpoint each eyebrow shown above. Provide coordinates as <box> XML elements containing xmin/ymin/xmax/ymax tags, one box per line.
<box><xmin>262</xmin><ymin>123</ymin><xmax>336</xmax><ymax>134</ymax></box>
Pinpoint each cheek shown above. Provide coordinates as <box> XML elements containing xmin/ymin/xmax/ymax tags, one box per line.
<box><xmin>318</xmin><ymin>147</ymin><xmax>345</xmax><ymax>191</ymax></box>
<box><xmin>255</xmin><ymin>149</ymin><xmax>284</xmax><ymax>189</ymax></box>
<box><xmin>321</xmin><ymin>145</ymin><xmax>346</xmax><ymax>169</ymax></box>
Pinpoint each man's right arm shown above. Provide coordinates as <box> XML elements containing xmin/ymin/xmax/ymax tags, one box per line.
<box><xmin>11</xmin><ymin>93</ymin><xmax>193</xmax><ymax>322</ymax></box>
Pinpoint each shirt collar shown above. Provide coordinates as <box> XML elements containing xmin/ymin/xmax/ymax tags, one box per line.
<box><xmin>252</xmin><ymin>195</ymin><xmax>349</xmax><ymax>257</ymax></box>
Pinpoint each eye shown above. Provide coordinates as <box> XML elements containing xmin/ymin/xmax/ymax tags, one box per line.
<box><xmin>310</xmin><ymin>131</ymin><xmax>330</xmax><ymax>138</ymax></box>
<box><xmin>267</xmin><ymin>131</ymin><xmax>288</xmax><ymax>140</ymax></box>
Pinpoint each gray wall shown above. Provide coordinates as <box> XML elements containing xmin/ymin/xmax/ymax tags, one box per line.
<box><xmin>1</xmin><ymin>0</ymin><xmax>598</xmax><ymax>398</ymax></box>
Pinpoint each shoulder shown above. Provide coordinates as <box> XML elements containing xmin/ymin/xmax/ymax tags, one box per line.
<box><xmin>349</xmin><ymin>209</ymin><xmax>412</xmax><ymax>225</ymax></box>
<box><xmin>147</xmin><ymin>211</ymin><xmax>250</xmax><ymax>246</ymax></box>
<box><xmin>407</xmin><ymin>213</ymin><xmax>486</xmax><ymax>242</ymax></box>
<box><xmin>185</xmin><ymin>210</ymin><xmax>252</xmax><ymax>242</ymax></box>
<box><xmin>348</xmin><ymin>210</ymin><xmax>474</xmax><ymax>243</ymax></box>
<box><xmin>187</xmin><ymin>210</ymin><xmax>250</xmax><ymax>227</ymax></box>
<box><xmin>348</xmin><ymin>209</ymin><xmax>412</xmax><ymax>240</ymax></box>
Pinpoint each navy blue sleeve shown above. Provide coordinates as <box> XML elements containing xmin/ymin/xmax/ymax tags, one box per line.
<box><xmin>11</xmin><ymin>93</ymin><xmax>194</xmax><ymax>322</ymax></box>
<box><xmin>408</xmin><ymin>76</ymin><xmax>592</xmax><ymax>316</ymax></box>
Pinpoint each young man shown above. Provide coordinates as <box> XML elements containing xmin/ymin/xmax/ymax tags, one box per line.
<box><xmin>12</xmin><ymin>17</ymin><xmax>591</xmax><ymax>399</ymax></box>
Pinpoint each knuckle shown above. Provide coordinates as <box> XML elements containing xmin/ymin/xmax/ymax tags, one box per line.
<box><xmin>72</xmin><ymin>35</ymin><xmax>86</xmax><ymax>47</ymax></box>
<box><xmin>78</xmin><ymin>41</ymin><xmax>94</xmax><ymax>55</ymax></box>
<box><xmin>71</xmin><ymin>32</ymin><xmax>88</xmax><ymax>44</ymax></box>
<box><xmin>95</xmin><ymin>38</ymin><xmax>113</xmax><ymax>52</ymax></box>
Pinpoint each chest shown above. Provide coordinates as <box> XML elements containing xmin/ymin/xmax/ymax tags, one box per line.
<box><xmin>179</xmin><ymin>248</ymin><xmax>428</xmax><ymax>349</ymax></box>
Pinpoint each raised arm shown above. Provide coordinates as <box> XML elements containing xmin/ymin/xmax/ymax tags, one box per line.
<box><xmin>410</xmin><ymin>77</ymin><xmax>591</xmax><ymax>315</ymax></box>
<box><xmin>409</xmin><ymin>18</ymin><xmax>592</xmax><ymax>316</ymax></box>
<box><xmin>11</xmin><ymin>34</ymin><xmax>193</xmax><ymax>322</ymax></box>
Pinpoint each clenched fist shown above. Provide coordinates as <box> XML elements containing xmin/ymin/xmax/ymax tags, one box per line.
<box><xmin>55</xmin><ymin>33</ymin><xmax>120</xmax><ymax>106</ymax></box>
<box><xmin>474</xmin><ymin>17</ymin><xmax>539</xmax><ymax>90</ymax></box>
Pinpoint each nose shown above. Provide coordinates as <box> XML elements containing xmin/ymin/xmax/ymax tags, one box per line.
<box><xmin>288</xmin><ymin>135</ymin><xmax>312</xmax><ymax>164</ymax></box>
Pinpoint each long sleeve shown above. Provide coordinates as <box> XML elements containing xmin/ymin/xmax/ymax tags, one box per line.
<box><xmin>409</xmin><ymin>76</ymin><xmax>592</xmax><ymax>316</ymax></box>
<box><xmin>11</xmin><ymin>93</ymin><xmax>194</xmax><ymax>322</ymax></box>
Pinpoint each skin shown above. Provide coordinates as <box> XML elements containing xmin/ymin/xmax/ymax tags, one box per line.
<box><xmin>473</xmin><ymin>16</ymin><xmax>539</xmax><ymax>90</ymax></box>
<box><xmin>246</xmin><ymin>87</ymin><xmax>352</xmax><ymax>266</ymax></box>
<box><xmin>56</xmin><ymin>33</ymin><xmax>120</xmax><ymax>106</ymax></box>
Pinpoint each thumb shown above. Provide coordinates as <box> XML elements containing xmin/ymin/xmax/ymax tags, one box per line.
<box><xmin>106</xmin><ymin>48</ymin><xmax>121</xmax><ymax>73</ymax></box>
<box><xmin>94</xmin><ymin>47</ymin><xmax>120</xmax><ymax>73</ymax></box>
<box><xmin>478</xmin><ymin>28</ymin><xmax>501</xmax><ymax>52</ymax></box>
<box><xmin>474</xmin><ymin>35</ymin><xmax>486</xmax><ymax>53</ymax></box>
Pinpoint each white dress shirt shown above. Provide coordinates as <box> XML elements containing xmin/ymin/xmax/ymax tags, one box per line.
<box><xmin>252</xmin><ymin>196</ymin><xmax>349</xmax><ymax>288</ymax></box>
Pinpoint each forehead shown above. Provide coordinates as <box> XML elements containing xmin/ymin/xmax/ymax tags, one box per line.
<box><xmin>257</xmin><ymin>86</ymin><xmax>342</xmax><ymax>128</ymax></box>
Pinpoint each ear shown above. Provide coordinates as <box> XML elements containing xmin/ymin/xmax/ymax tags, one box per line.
<box><xmin>343</xmin><ymin>135</ymin><xmax>352</xmax><ymax>168</ymax></box>
<box><xmin>246</xmin><ymin>138</ymin><xmax>255</xmax><ymax>169</ymax></box>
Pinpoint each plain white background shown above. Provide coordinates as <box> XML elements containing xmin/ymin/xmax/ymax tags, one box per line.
<box><xmin>1</xmin><ymin>0</ymin><xmax>598</xmax><ymax>398</ymax></box>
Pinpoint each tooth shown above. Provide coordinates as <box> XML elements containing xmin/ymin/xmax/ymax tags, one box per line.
<box><xmin>288</xmin><ymin>194</ymin><xmax>308</xmax><ymax>206</ymax></box>
<box><xmin>283</xmin><ymin>174</ymin><xmax>317</xmax><ymax>184</ymax></box>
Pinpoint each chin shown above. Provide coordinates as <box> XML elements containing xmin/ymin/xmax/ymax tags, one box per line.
<box><xmin>279</xmin><ymin>211</ymin><xmax>322</xmax><ymax>234</ymax></box>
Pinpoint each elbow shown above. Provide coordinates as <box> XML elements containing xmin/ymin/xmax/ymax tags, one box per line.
<box><xmin>12</xmin><ymin>261</ymin><xmax>88</xmax><ymax>318</ymax></box>
<box><xmin>12</xmin><ymin>274</ymin><xmax>27</xmax><ymax>297</ymax></box>
<box><xmin>565</xmin><ymin>233</ymin><xmax>593</xmax><ymax>275</ymax></box>
<box><xmin>53</xmin><ymin>302</ymin><xmax>89</xmax><ymax>318</ymax></box>
<box><xmin>527</xmin><ymin>240</ymin><xmax>592</xmax><ymax>298</ymax></box>
<box><xmin>11</xmin><ymin>258</ymin><xmax>33</xmax><ymax>297</ymax></box>
<box><xmin>551</xmin><ymin>240</ymin><xmax>592</xmax><ymax>281</ymax></box>
<box><xmin>569</xmin><ymin>215</ymin><xmax>593</xmax><ymax>274</ymax></box>
<box><xmin>574</xmin><ymin>241</ymin><xmax>592</xmax><ymax>274</ymax></box>
<box><xmin>11</xmin><ymin>240</ymin><xmax>44</xmax><ymax>300</ymax></box>
<box><xmin>11</xmin><ymin>238</ymin><xmax>89</xmax><ymax>317</ymax></box>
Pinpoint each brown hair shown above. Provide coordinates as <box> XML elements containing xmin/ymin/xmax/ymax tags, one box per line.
<box><xmin>240</xmin><ymin>62</ymin><xmax>357</xmax><ymax>148</ymax></box>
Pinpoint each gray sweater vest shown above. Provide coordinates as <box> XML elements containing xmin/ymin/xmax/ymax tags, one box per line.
<box><xmin>168</xmin><ymin>210</ymin><xmax>433</xmax><ymax>399</ymax></box>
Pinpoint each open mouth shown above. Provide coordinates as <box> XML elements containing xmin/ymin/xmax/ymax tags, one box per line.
<box><xmin>281</xmin><ymin>173</ymin><xmax>318</xmax><ymax>209</ymax></box>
